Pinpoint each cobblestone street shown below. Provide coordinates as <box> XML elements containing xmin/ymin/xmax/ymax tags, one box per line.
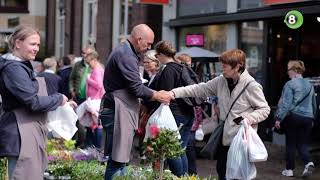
<box><xmin>195</xmin><ymin>142</ymin><xmax>320</xmax><ymax>179</ymax></box>
<box><xmin>132</xmin><ymin>141</ymin><xmax>320</xmax><ymax>179</ymax></box>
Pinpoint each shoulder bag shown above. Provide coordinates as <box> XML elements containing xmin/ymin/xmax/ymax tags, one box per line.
<box><xmin>200</xmin><ymin>80</ymin><xmax>254</xmax><ymax>159</ymax></box>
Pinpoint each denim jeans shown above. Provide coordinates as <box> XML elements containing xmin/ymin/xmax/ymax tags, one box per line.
<box><xmin>167</xmin><ymin>115</ymin><xmax>193</xmax><ymax>177</ymax></box>
<box><xmin>101</xmin><ymin>108</ymin><xmax>126</xmax><ymax>180</ymax></box>
<box><xmin>85</xmin><ymin>127</ymin><xmax>103</xmax><ymax>149</ymax></box>
<box><xmin>8</xmin><ymin>156</ymin><xmax>18</xmax><ymax>179</ymax></box>
<box><xmin>285</xmin><ymin>113</ymin><xmax>313</xmax><ymax>170</ymax></box>
<box><xmin>186</xmin><ymin>131</ymin><xmax>197</xmax><ymax>175</ymax></box>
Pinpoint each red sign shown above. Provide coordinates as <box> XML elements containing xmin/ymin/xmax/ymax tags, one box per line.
<box><xmin>186</xmin><ymin>34</ymin><xmax>204</xmax><ymax>47</ymax></box>
<box><xmin>138</xmin><ymin>0</ymin><xmax>169</xmax><ymax>5</ymax></box>
<box><xmin>264</xmin><ymin>0</ymin><xmax>309</xmax><ymax>5</ymax></box>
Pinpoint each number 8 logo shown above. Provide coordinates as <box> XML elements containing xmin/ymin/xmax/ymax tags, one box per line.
<box><xmin>288</xmin><ymin>15</ymin><xmax>296</xmax><ymax>25</ymax></box>
<box><xmin>284</xmin><ymin>10</ymin><xmax>304</xmax><ymax>29</ymax></box>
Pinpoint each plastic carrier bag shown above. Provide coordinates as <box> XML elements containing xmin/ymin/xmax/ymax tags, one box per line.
<box><xmin>226</xmin><ymin>124</ymin><xmax>256</xmax><ymax>180</ymax></box>
<box><xmin>247</xmin><ymin>126</ymin><xmax>268</xmax><ymax>162</ymax></box>
<box><xmin>144</xmin><ymin>104</ymin><xmax>180</xmax><ymax>141</ymax></box>
<box><xmin>47</xmin><ymin>102</ymin><xmax>78</xmax><ymax>140</ymax></box>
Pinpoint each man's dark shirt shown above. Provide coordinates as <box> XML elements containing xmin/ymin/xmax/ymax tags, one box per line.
<box><xmin>102</xmin><ymin>40</ymin><xmax>153</xmax><ymax>109</ymax></box>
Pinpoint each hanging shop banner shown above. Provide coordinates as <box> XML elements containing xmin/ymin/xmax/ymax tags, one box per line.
<box><xmin>264</xmin><ymin>0</ymin><xmax>311</xmax><ymax>5</ymax></box>
<box><xmin>137</xmin><ymin>0</ymin><xmax>169</xmax><ymax>5</ymax></box>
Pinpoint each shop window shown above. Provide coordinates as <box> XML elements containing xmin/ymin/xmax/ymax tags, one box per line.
<box><xmin>239</xmin><ymin>0</ymin><xmax>266</xmax><ymax>10</ymax></box>
<box><xmin>178</xmin><ymin>25</ymin><xmax>227</xmax><ymax>81</ymax></box>
<box><xmin>240</xmin><ymin>21</ymin><xmax>265</xmax><ymax>86</ymax></box>
<box><xmin>0</xmin><ymin>0</ymin><xmax>28</xmax><ymax>13</ymax></box>
<box><xmin>177</xmin><ymin>0</ymin><xmax>226</xmax><ymax>17</ymax></box>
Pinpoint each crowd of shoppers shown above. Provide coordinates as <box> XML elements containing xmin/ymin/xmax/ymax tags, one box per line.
<box><xmin>1</xmin><ymin>23</ymin><xmax>319</xmax><ymax>180</ymax></box>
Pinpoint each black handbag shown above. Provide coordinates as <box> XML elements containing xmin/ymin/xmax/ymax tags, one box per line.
<box><xmin>200</xmin><ymin>81</ymin><xmax>254</xmax><ymax>159</ymax></box>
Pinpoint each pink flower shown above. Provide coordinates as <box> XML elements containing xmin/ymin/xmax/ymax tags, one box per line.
<box><xmin>47</xmin><ymin>155</ymin><xmax>55</xmax><ymax>162</ymax></box>
<box><xmin>150</xmin><ymin>124</ymin><xmax>160</xmax><ymax>139</ymax></box>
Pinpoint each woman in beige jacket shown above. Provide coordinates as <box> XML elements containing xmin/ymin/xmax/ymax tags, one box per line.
<box><xmin>164</xmin><ymin>49</ymin><xmax>270</xmax><ymax>180</ymax></box>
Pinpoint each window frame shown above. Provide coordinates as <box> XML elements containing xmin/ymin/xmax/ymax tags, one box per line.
<box><xmin>0</xmin><ymin>0</ymin><xmax>28</xmax><ymax>13</ymax></box>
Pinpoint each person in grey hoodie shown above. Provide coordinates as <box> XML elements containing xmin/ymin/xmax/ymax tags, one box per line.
<box><xmin>0</xmin><ymin>25</ymin><xmax>68</xmax><ymax>180</ymax></box>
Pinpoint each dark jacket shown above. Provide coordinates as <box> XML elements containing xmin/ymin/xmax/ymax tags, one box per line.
<box><xmin>153</xmin><ymin>62</ymin><xmax>194</xmax><ymax>118</ymax></box>
<box><xmin>57</xmin><ymin>66</ymin><xmax>72</xmax><ymax>98</ymax></box>
<box><xmin>102</xmin><ymin>40</ymin><xmax>153</xmax><ymax>109</ymax></box>
<box><xmin>0</xmin><ymin>56</ymin><xmax>62</xmax><ymax>156</ymax></box>
<box><xmin>37</xmin><ymin>71</ymin><xmax>62</xmax><ymax>95</ymax></box>
<box><xmin>69</xmin><ymin>59</ymin><xmax>88</xmax><ymax>98</ymax></box>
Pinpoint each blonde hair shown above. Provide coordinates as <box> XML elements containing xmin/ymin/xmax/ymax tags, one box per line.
<box><xmin>288</xmin><ymin>60</ymin><xmax>305</xmax><ymax>74</ymax></box>
<box><xmin>144</xmin><ymin>50</ymin><xmax>157</xmax><ymax>61</ymax></box>
<box><xmin>43</xmin><ymin>57</ymin><xmax>57</xmax><ymax>72</ymax></box>
<box><xmin>144</xmin><ymin>50</ymin><xmax>160</xmax><ymax>68</ymax></box>
<box><xmin>7</xmin><ymin>25</ymin><xmax>40</xmax><ymax>52</ymax></box>
<box><xmin>86</xmin><ymin>50</ymin><xmax>99</xmax><ymax>61</ymax></box>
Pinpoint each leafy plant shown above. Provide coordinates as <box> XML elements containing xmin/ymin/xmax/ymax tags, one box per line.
<box><xmin>47</xmin><ymin>160</ymin><xmax>105</xmax><ymax>180</ymax></box>
<box><xmin>143</xmin><ymin>124</ymin><xmax>185</xmax><ymax>180</ymax></box>
<box><xmin>144</xmin><ymin>125</ymin><xmax>185</xmax><ymax>162</ymax></box>
<box><xmin>47</xmin><ymin>139</ymin><xmax>76</xmax><ymax>154</ymax></box>
<box><xmin>0</xmin><ymin>158</ymin><xmax>7</xmax><ymax>180</ymax></box>
<box><xmin>113</xmin><ymin>166</ymin><xmax>218</xmax><ymax>180</ymax></box>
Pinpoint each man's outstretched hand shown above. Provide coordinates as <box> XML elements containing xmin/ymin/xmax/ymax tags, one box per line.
<box><xmin>152</xmin><ymin>90</ymin><xmax>175</xmax><ymax>104</ymax></box>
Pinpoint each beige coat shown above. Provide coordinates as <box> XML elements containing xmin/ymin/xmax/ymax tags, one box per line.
<box><xmin>112</xmin><ymin>89</ymin><xmax>140</xmax><ymax>163</ymax></box>
<box><xmin>12</xmin><ymin>78</ymin><xmax>48</xmax><ymax>180</ymax></box>
<box><xmin>172</xmin><ymin>70</ymin><xmax>270</xmax><ymax>146</ymax></box>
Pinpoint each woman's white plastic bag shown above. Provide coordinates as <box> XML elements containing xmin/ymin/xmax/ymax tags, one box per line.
<box><xmin>76</xmin><ymin>98</ymin><xmax>101</xmax><ymax>127</ymax></box>
<box><xmin>226</xmin><ymin>124</ymin><xmax>256</xmax><ymax>180</ymax></box>
<box><xmin>247</xmin><ymin>126</ymin><xmax>268</xmax><ymax>162</ymax></box>
<box><xmin>47</xmin><ymin>102</ymin><xmax>78</xmax><ymax>140</ymax></box>
<box><xmin>195</xmin><ymin>125</ymin><xmax>204</xmax><ymax>141</ymax></box>
<box><xmin>144</xmin><ymin>104</ymin><xmax>180</xmax><ymax>140</ymax></box>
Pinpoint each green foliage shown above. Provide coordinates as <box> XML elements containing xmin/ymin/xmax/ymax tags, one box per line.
<box><xmin>47</xmin><ymin>161</ymin><xmax>73</xmax><ymax>177</ymax></box>
<box><xmin>63</xmin><ymin>140</ymin><xmax>76</xmax><ymax>151</ymax></box>
<box><xmin>47</xmin><ymin>139</ymin><xmax>76</xmax><ymax>154</ymax></box>
<box><xmin>112</xmin><ymin>166</ymin><xmax>218</xmax><ymax>180</ymax></box>
<box><xmin>47</xmin><ymin>160</ymin><xmax>105</xmax><ymax>180</ymax></box>
<box><xmin>144</xmin><ymin>128</ymin><xmax>185</xmax><ymax>162</ymax></box>
<box><xmin>0</xmin><ymin>158</ymin><xmax>7</xmax><ymax>180</ymax></box>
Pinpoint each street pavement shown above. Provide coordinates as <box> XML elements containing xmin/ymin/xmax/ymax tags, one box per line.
<box><xmin>196</xmin><ymin>142</ymin><xmax>320</xmax><ymax>179</ymax></box>
<box><xmin>132</xmin><ymin>140</ymin><xmax>320</xmax><ymax>179</ymax></box>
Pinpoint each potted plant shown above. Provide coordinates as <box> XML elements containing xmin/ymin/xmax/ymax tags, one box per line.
<box><xmin>143</xmin><ymin>124</ymin><xmax>185</xmax><ymax>180</ymax></box>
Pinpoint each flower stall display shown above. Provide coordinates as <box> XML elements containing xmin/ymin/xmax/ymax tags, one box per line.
<box><xmin>45</xmin><ymin>139</ymin><xmax>105</xmax><ymax>179</ymax></box>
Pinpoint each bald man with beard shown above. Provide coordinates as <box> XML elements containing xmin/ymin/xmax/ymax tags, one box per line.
<box><xmin>101</xmin><ymin>24</ymin><xmax>170</xmax><ymax>179</ymax></box>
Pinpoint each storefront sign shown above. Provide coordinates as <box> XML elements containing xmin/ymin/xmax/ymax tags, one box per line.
<box><xmin>137</xmin><ymin>0</ymin><xmax>169</xmax><ymax>5</ymax></box>
<box><xmin>264</xmin><ymin>0</ymin><xmax>310</xmax><ymax>5</ymax></box>
<box><xmin>186</xmin><ymin>34</ymin><xmax>204</xmax><ymax>47</ymax></box>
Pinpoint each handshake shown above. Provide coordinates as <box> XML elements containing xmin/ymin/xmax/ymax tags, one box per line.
<box><xmin>152</xmin><ymin>90</ymin><xmax>175</xmax><ymax>104</ymax></box>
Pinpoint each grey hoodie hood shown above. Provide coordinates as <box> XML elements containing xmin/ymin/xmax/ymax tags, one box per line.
<box><xmin>0</xmin><ymin>53</ymin><xmax>33</xmax><ymax>75</ymax></box>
